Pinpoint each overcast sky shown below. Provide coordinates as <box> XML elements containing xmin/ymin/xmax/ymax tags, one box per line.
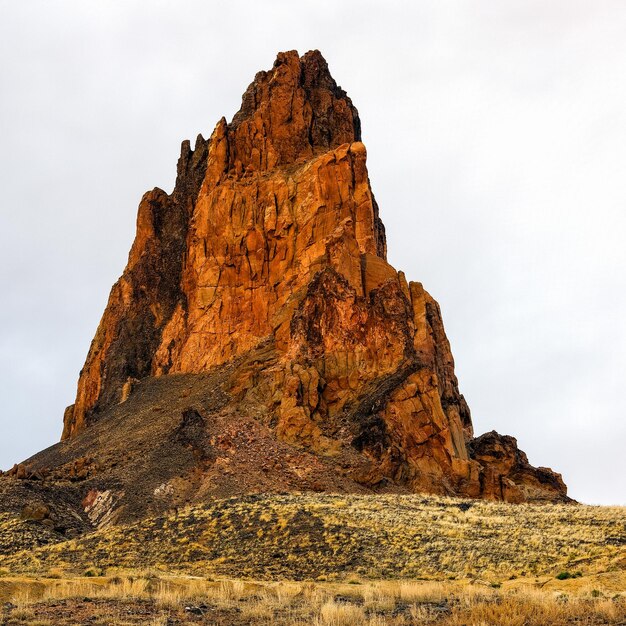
<box><xmin>1</xmin><ymin>1</ymin><xmax>624</xmax><ymax>505</ymax></box>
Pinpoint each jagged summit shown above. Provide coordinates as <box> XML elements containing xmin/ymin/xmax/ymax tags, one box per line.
<box><xmin>4</xmin><ymin>51</ymin><xmax>567</xmax><ymax>531</ymax></box>
<box><xmin>229</xmin><ymin>50</ymin><xmax>362</xmax><ymax>166</ymax></box>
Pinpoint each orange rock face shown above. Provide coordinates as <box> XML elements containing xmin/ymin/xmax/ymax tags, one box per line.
<box><xmin>62</xmin><ymin>50</ymin><xmax>568</xmax><ymax>502</ymax></box>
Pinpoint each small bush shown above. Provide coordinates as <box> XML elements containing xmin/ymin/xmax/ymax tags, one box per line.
<box><xmin>318</xmin><ymin>599</ymin><xmax>365</xmax><ymax>625</ymax></box>
<box><xmin>47</xmin><ymin>567</ymin><xmax>64</xmax><ymax>579</ymax></box>
<box><xmin>84</xmin><ymin>566</ymin><xmax>103</xmax><ymax>577</ymax></box>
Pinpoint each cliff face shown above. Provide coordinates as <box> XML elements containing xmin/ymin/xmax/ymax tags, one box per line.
<box><xmin>60</xmin><ymin>50</ymin><xmax>567</xmax><ymax>504</ymax></box>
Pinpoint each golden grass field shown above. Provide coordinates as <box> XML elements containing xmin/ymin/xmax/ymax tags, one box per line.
<box><xmin>1</xmin><ymin>494</ymin><xmax>624</xmax><ymax>624</ymax></box>
<box><xmin>1</xmin><ymin>571</ymin><xmax>625</xmax><ymax>625</ymax></box>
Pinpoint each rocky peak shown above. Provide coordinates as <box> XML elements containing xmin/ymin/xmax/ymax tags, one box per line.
<box><xmin>228</xmin><ymin>49</ymin><xmax>361</xmax><ymax>172</ymax></box>
<box><xmin>56</xmin><ymin>50</ymin><xmax>568</xmax><ymax>506</ymax></box>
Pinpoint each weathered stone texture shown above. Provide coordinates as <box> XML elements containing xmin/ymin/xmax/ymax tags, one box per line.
<box><xmin>61</xmin><ymin>50</ymin><xmax>568</xmax><ymax>503</ymax></box>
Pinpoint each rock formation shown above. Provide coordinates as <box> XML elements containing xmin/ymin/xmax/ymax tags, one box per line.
<box><xmin>38</xmin><ymin>50</ymin><xmax>567</xmax><ymax>512</ymax></box>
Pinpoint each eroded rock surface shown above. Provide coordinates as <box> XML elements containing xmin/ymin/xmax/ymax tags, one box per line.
<box><xmin>20</xmin><ymin>50</ymin><xmax>568</xmax><ymax>517</ymax></box>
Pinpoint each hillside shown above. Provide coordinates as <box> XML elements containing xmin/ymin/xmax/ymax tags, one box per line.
<box><xmin>1</xmin><ymin>493</ymin><xmax>624</xmax><ymax>625</ymax></box>
<box><xmin>4</xmin><ymin>494</ymin><xmax>624</xmax><ymax>580</ymax></box>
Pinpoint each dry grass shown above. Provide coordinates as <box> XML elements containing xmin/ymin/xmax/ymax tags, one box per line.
<box><xmin>317</xmin><ymin>599</ymin><xmax>366</xmax><ymax>625</ymax></box>
<box><xmin>4</xmin><ymin>493</ymin><xmax>624</xmax><ymax>582</ymax></box>
<box><xmin>0</xmin><ymin>572</ymin><xmax>624</xmax><ymax>625</ymax></box>
<box><xmin>1</xmin><ymin>493</ymin><xmax>623</xmax><ymax>624</ymax></box>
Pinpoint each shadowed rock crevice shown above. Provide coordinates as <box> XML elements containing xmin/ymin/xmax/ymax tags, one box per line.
<box><xmin>63</xmin><ymin>135</ymin><xmax>210</xmax><ymax>439</ymax></box>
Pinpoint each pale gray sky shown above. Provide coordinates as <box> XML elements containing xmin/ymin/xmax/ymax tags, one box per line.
<box><xmin>1</xmin><ymin>1</ymin><xmax>624</xmax><ymax>504</ymax></box>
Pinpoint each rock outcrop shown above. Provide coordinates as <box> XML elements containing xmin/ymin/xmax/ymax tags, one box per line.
<box><xmin>53</xmin><ymin>50</ymin><xmax>568</xmax><ymax>505</ymax></box>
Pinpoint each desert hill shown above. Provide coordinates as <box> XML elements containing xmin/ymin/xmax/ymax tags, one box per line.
<box><xmin>1</xmin><ymin>494</ymin><xmax>624</xmax><ymax>625</ymax></box>
<box><xmin>4</xmin><ymin>493</ymin><xmax>623</xmax><ymax>581</ymax></box>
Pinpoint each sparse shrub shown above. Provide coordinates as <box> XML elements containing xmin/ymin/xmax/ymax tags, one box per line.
<box><xmin>9</xmin><ymin>608</ymin><xmax>35</xmax><ymax>621</ymax></box>
<box><xmin>317</xmin><ymin>599</ymin><xmax>365</xmax><ymax>625</ymax></box>
<box><xmin>241</xmin><ymin>599</ymin><xmax>275</xmax><ymax>620</ymax></box>
<box><xmin>11</xmin><ymin>590</ymin><xmax>34</xmax><ymax>608</ymax></box>
<box><xmin>216</xmin><ymin>579</ymin><xmax>245</xmax><ymax>602</ymax></box>
<box><xmin>84</xmin><ymin>566</ymin><xmax>103</xmax><ymax>577</ymax></box>
<box><xmin>154</xmin><ymin>581</ymin><xmax>183</xmax><ymax>608</ymax></box>
<box><xmin>409</xmin><ymin>604</ymin><xmax>430</xmax><ymax>621</ymax></box>
<box><xmin>398</xmin><ymin>581</ymin><xmax>447</xmax><ymax>603</ymax></box>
